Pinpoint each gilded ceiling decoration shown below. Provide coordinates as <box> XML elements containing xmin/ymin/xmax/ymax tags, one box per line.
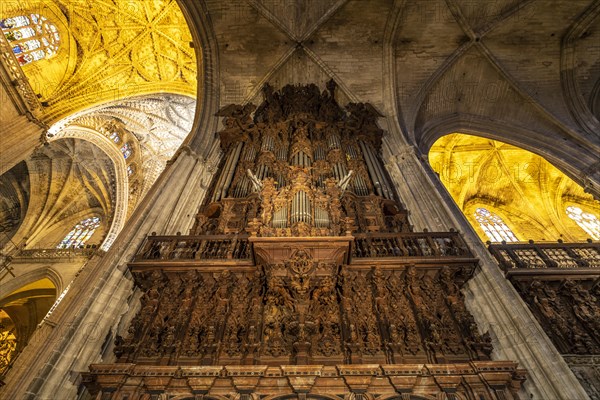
<box><xmin>429</xmin><ymin>133</ymin><xmax>600</xmax><ymax>243</ymax></box>
<box><xmin>1</xmin><ymin>0</ymin><xmax>198</xmax><ymax>123</ymax></box>
<box><xmin>48</xmin><ymin>93</ymin><xmax>196</xmax><ymax>199</ymax></box>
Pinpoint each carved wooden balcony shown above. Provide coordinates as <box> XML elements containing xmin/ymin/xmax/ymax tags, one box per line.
<box><xmin>489</xmin><ymin>240</ymin><xmax>600</xmax><ymax>386</ymax></box>
<box><xmin>351</xmin><ymin>231</ymin><xmax>471</xmax><ymax>258</ymax></box>
<box><xmin>132</xmin><ymin>231</ymin><xmax>476</xmax><ymax>268</ymax></box>
<box><xmin>487</xmin><ymin>239</ymin><xmax>600</xmax><ymax>280</ymax></box>
<box><xmin>133</xmin><ymin>233</ymin><xmax>253</xmax><ymax>265</ymax></box>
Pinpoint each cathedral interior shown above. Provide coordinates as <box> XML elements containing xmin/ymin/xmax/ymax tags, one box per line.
<box><xmin>0</xmin><ymin>1</ymin><xmax>599</xmax><ymax>399</ymax></box>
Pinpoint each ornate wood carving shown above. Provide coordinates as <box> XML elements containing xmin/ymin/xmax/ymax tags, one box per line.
<box><xmin>85</xmin><ymin>82</ymin><xmax>524</xmax><ymax>399</ymax></box>
<box><xmin>489</xmin><ymin>241</ymin><xmax>600</xmax><ymax>398</ymax></box>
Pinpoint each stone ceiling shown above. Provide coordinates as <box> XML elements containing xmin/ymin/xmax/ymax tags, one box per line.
<box><xmin>182</xmin><ymin>0</ymin><xmax>599</xmax><ymax>185</ymax></box>
<box><xmin>9</xmin><ymin>139</ymin><xmax>116</xmax><ymax>250</ymax></box>
<box><xmin>48</xmin><ymin>93</ymin><xmax>196</xmax><ymax>200</ymax></box>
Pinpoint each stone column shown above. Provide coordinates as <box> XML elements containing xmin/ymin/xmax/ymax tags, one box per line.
<box><xmin>383</xmin><ymin>139</ymin><xmax>589</xmax><ymax>400</ymax></box>
<box><xmin>0</xmin><ymin>148</ymin><xmax>215</xmax><ymax>399</ymax></box>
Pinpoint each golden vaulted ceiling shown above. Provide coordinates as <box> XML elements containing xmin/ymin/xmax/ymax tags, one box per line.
<box><xmin>0</xmin><ymin>0</ymin><xmax>199</xmax><ymax>253</ymax></box>
<box><xmin>429</xmin><ymin>133</ymin><xmax>600</xmax><ymax>243</ymax></box>
<box><xmin>2</xmin><ymin>0</ymin><xmax>198</xmax><ymax>123</ymax></box>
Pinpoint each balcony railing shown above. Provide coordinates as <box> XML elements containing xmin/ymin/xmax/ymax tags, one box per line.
<box><xmin>133</xmin><ymin>234</ymin><xmax>252</xmax><ymax>262</ymax></box>
<box><xmin>132</xmin><ymin>231</ymin><xmax>474</xmax><ymax>264</ymax></box>
<box><xmin>352</xmin><ymin>231</ymin><xmax>472</xmax><ymax>259</ymax></box>
<box><xmin>488</xmin><ymin>240</ymin><xmax>600</xmax><ymax>271</ymax></box>
<box><xmin>16</xmin><ymin>247</ymin><xmax>97</xmax><ymax>260</ymax></box>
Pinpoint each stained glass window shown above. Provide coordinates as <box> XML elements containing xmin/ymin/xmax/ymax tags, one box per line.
<box><xmin>1</xmin><ymin>14</ymin><xmax>60</xmax><ymax>66</ymax></box>
<box><xmin>109</xmin><ymin>131</ymin><xmax>121</xmax><ymax>143</ymax></box>
<box><xmin>474</xmin><ymin>207</ymin><xmax>518</xmax><ymax>243</ymax></box>
<box><xmin>57</xmin><ymin>217</ymin><xmax>100</xmax><ymax>249</ymax></box>
<box><xmin>121</xmin><ymin>143</ymin><xmax>132</xmax><ymax>159</ymax></box>
<box><xmin>566</xmin><ymin>206</ymin><xmax>600</xmax><ymax>240</ymax></box>
<box><xmin>127</xmin><ymin>165</ymin><xmax>135</xmax><ymax>176</ymax></box>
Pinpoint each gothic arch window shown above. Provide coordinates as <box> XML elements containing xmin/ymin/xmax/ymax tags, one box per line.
<box><xmin>474</xmin><ymin>207</ymin><xmax>519</xmax><ymax>243</ymax></box>
<box><xmin>108</xmin><ymin>130</ymin><xmax>121</xmax><ymax>143</ymax></box>
<box><xmin>120</xmin><ymin>142</ymin><xmax>132</xmax><ymax>159</ymax></box>
<box><xmin>566</xmin><ymin>206</ymin><xmax>600</xmax><ymax>240</ymax></box>
<box><xmin>1</xmin><ymin>14</ymin><xmax>60</xmax><ymax>66</ymax></box>
<box><xmin>57</xmin><ymin>217</ymin><xmax>101</xmax><ymax>249</ymax></box>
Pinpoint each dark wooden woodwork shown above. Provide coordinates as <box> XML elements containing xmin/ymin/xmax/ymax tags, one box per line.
<box><xmin>489</xmin><ymin>240</ymin><xmax>600</xmax><ymax>398</ymax></box>
<box><xmin>83</xmin><ymin>82</ymin><xmax>526</xmax><ymax>399</ymax></box>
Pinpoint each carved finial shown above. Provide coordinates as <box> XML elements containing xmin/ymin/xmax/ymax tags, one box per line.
<box><xmin>326</xmin><ymin>79</ymin><xmax>337</xmax><ymax>96</ymax></box>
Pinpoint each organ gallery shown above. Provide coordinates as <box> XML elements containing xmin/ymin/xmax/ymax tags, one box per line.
<box><xmin>82</xmin><ymin>82</ymin><xmax>527</xmax><ymax>399</ymax></box>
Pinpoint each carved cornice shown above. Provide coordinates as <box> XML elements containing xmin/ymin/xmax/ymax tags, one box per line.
<box><xmin>84</xmin><ymin>362</ymin><xmax>525</xmax><ymax>398</ymax></box>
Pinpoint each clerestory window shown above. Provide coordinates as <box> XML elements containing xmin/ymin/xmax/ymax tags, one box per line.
<box><xmin>474</xmin><ymin>207</ymin><xmax>518</xmax><ymax>243</ymax></box>
<box><xmin>57</xmin><ymin>217</ymin><xmax>100</xmax><ymax>249</ymax></box>
<box><xmin>1</xmin><ymin>14</ymin><xmax>60</xmax><ymax>66</ymax></box>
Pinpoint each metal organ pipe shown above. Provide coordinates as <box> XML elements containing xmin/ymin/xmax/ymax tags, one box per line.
<box><xmin>244</xmin><ymin>145</ymin><xmax>257</xmax><ymax>161</ymax></box>
<box><xmin>328</xmin><ymin>132</ymin><xmax>340</xmax><ymax>149</ymax></box>
<box><xmin>221</xmin><ymin>142</ymin><xmax>243</xmax><ymax>199</ymax></box>
<box><xmin>277</xmin><ymin>145</ymin><xmax>287</xmax><ymax>160</ymax></box>
<box><xmin>212</xmin><ymin>145</ymin><xmax>238</xmax><ymax>202</ymax></box>
<box><xmin>367</xmin><ymin>143</ymin><xmax>392</xmax><ymax>199</ymax></box>
<box><xmin>369</xmin><ymin>144</ymin><xmax>388</xmax><ymax>199</ymax></box>
<box><xmin>359</xmin><ymin>141</ymin><xmax>383</xmax><ymax>197</ymax></box>
<box><xmin>354</xmin><ymin>174</ymin><xmax>368</xmax><ymax>196</ymax></box>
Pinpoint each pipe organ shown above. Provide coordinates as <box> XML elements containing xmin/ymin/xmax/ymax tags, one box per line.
<box><xmin>83</xmin><ymin>82</ymin><xmax>526</xmax><ymax>400</ymax></box>
<box><xmin>194</xmin><ymin>82</ymin><xmax>406</xmax><ymax>238</ymax></box>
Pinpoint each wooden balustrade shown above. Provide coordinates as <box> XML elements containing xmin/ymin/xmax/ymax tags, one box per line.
<box><xmin>134</xmin><ymin>234</ymin><xmax>252</xmax><ymax>262</ymax></box>
<box><xmin>133</xmin><ymin>231</ymin><xmax>473</xmax><ymax>263</ymax></box>
<box><xmin>352</xmin><ymin>231</ymin><xmax>472</xmax><ymax>259</ymax></box>
<box><xmin>488</xmin><ymin>240</ymin><xmax>600</xmax><ymax>272</ymax></box>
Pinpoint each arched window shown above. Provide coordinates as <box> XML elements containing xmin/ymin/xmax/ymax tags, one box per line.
<box><xmin>57</xmin><ymin>217</ymin><xmax>101</xmax><ymax>249</ymax></box>
<box><xmin>121</xmin><ymin>143</ymin><xmax>132</xmax><ymax>159</ymax></box>
<box><xmin>109</xmin><ymin>131</ymin><xmax>121</xmax><ymax>143</ymax></box>
<box><xmin>566</xmin><ymin>206</ymin><xmax>600</xmax><ymax>240</ymax></box>
<box><xmin>474</xmin><ymin>207</ymin><xmax>518</xmax><ymax>243</ymax></box>
<box><xmin>1</xmin><ymin>14</ymin><xmax>60</xmax><ymax>66</ymax></box>
<box><xmin>127</xmin><ymin>165</ymin><xmax>135</xmax><ymax>176</ymax></box>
